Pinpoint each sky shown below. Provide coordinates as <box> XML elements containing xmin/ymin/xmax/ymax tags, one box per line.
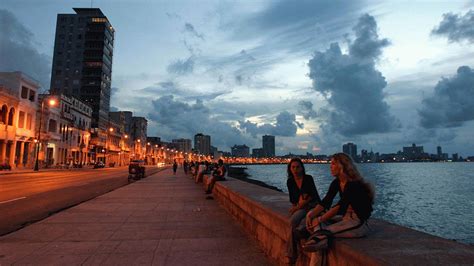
<box><xmin>1</xmin><ymin>0</ymin><xmax>474</xmax><ymax>156</ymax></box>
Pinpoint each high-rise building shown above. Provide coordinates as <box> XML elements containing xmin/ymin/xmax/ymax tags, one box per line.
<box><xmin>50</xmin><ymin>8</ymin><xmax>114</xmax><ymax>133</ymax></box>
<box><xmin>342</xmin><ymin>142</ymin><xmax>358</xmax><ymax>162</ymax></box>
<box><xmin>172</xmin><ymin>138</ymin><xmax>192</xmax><ymax>153</ymax></box>
<box><xmin>262</xmin><ymin>135</ymin><xmax>275</xmax><ymax>157</ymax></box>
<box><xmin>194</xmin><ymin>133</ymin><xmax>211</xmax><ymax>155</ymax></box>
<box><xmin>252</xmin><ymin>148</ymin><xmax>264</xmax><ymax>158</ymax></box>
<box><xmin>402</xmin><ymin>143</ymin><xmax>424</xmax><ymax>161</ymax></box>
<box><xmin>437</xmin><ymin>146</ymin><xmax>442</xmax><ymax>159</ymax></box>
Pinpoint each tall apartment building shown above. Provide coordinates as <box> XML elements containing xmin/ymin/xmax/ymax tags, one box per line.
<box><xmin>130</xmin><ymin>117</ymin><xmax>147</xmax><ymax>159</ymax></box>
<box><xmin>172</xmin><ymin>138</ymin><xmax>192</xmax><ymax>153</ymax></box>
<box><xmin>262</xmin><ymin>135</ymin><xmax>275</xmax><ymax>157</ymax></box>
<box><xmin>194</xmin><ymin>133</ymin><xmax>211</xmax><ymax>155</ymax></box>
<box><xmin>342</xmin><ymin>142</ymin><xmax>358</xmax><ymax>162</ymax></box>
<box><xmin>49</xmin><ymin>8</ymin><xmax>114</xmax><ymax>138</ymax></box>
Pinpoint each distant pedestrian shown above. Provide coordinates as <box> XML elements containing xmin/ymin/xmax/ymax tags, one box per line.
<box><xmin>183</xmin><ymin>160</ymin><xmax>189</xmax><ymax>174</ymax></box>
<box><xmin>173</xmin><ymin>160</ymin><xmax>178</xmax><ymax>175</ymax></box>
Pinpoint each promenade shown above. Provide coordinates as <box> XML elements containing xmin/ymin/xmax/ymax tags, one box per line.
<box><xmin>0</xmin><ymin>169</ymin><xmax>270</xmax><ymax>265</ymax></box>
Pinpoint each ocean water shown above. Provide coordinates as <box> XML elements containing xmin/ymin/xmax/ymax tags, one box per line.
<box><xmin>243</xmin><ymin>162</ymin><xmax>474</xmax><ymax>244</ymax></box>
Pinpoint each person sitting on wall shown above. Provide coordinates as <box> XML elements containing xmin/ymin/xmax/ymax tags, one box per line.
<box><xmin>285</xmin><ymin>158</ymin><xmax>321</xmax><ymax>265</ymax></box>
<box><xmin>303</xmin><ymin>152</ymin><xmax>374</xmax><ymax>254</ymax></box>
<box><xmin>205</xmin><ymin>159</ymin><xmax>226</xmax><ymax>194</ymax></box>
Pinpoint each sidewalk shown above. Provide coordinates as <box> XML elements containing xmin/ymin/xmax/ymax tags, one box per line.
<box><xmin>0</xmin><ymin>169</ymin><xmax>271</xmax><ymax>265</ymax></box>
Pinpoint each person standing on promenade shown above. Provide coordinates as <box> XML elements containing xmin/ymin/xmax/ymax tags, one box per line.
<box><xmin>183</xmin><ymin>160</ymin><xmax>188</xmax><ymax>174</ymax></box>
<box><xmin>173</xmin><ymin>160</ymin><xmax>178</xmax><ymax>175</ymax></box>
<box><xmin>286</xmin><ymin>158</ymin><xmax>321</xmax><ymax>265</ymax></box>
<box><xmin>303</xmin><ymin>153</ymin><xmax>374</xmax><ymax>252</ymax></box>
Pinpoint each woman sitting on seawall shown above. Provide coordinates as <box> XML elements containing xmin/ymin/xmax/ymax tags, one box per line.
<box><xmin>285</xmin><ymin>158</ymin><xmax>321</xmax><ymax>265</ymax></box>
<box><xmin>304</xmin><ymin>152</ymin><xmax>374</xmax><ymax>252</ymax></box>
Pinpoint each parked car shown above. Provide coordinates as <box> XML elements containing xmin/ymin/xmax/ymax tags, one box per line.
<box><xmin>93</xmin><ymin>161</ymin><xmax>105</xmax><ymax>169</ymax></box>
<box><xmin>128</xmin><ymin>160</ymin><xmax>146</xmax><ymax>180</ymax></box>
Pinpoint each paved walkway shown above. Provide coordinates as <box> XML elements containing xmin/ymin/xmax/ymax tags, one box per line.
<box><xmin>0</xmin><ymin>169</ymin><xmax>271</xmax><ymax>265</ymax></box>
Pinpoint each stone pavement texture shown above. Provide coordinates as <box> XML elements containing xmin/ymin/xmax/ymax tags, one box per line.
<box><xmin>0</xmin><ymin>169</ymin><xmax>271</xmax><ymax>266</ymax></box>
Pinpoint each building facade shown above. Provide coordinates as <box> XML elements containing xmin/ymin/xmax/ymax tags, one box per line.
<box><xmin>49</xmin><ymin>8</ymin><xmax>115</xmax><ymax>160</ymax></box>
<box><xmin>130</xmin><ymin>116</ymin><xmax>147</xmax><ymax>160</ymax></box>
<box><xmin>194</xmin><ymin>133</ymin><xmax>211</xmax><ymax>155</ymax></box>
<box><xmin>0</xmin><ymin>72</ymin><xmax>39</xmax><ymax>169</ymax></box>
<box><xmin>262</xmin><ymin>135</ymin><xmax>275</xmax><ymax>157</ymax></box>
<box><xmin>231</xmin><ymin>144</ymin><xmax>250</xmax><ymax>158</ymax></box>
<box><xmin>172</xmin><ymin>138</ymin><xmax>192</xmax><ymax>153</ymax></box>
<box><xmin>342</xmin><ymin>142</ymin><xmax>358</xmax><ymax>162</ymax></box>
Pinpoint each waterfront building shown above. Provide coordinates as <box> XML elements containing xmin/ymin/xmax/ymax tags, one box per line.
<box><xmin>109</xmin><ymin>111</ymin><xmax>131</xmax><ymax>165</ymax></box>
<box><xmin>262</xmin><ymin>135</ymin><xmax>275</xmax><ymax>157</ymax></box>
<box><xmin>231</xmin><ymin>144</ymin><xmax>250</xmax><ymax>158</ymax></box>
<box><xmin>342</xmin><ymin>142</ymin><xmax>358</xmax><ymax>162</ymax></box>
<box><xmin>49</xmin><ymin>8</ymin><xmax>115</xmax><ymax>162</ymax></box>
<box><xmin>252</xmin><ymin>148</ymin><xmax>264</xmax><ymax>158</ymax></box>
<box><xmin>402</xmin><ymin>143</ymin><xmax>425</xmax><ymax>161</ymax></box>
<box><xmin>42</xmin><ymin>94</ymin><xmax>92</xmax><ymax>166</ymax></box>
<box><xmin>0</xmin><ymin>72</ymin><xmax>40</xmax><ymax>169</ymax></box>
<box><xmin>194</xmin><ymin>133</ymin><xmax>211</xmax><ymax>155</ymax></box>
<box><xmin>172</xmin><ymin>138</ymin><xmax>192</xmax><ymax>153</ymax></box>
<box><xmin>437</xmin><ymin>146</ymin><xmax>442</xmax><ymax>159</ymax></box>
<box><xmin>130</xmin><ymin>117</ymin><xmax>147</xmax><ymax>160</ymax></box>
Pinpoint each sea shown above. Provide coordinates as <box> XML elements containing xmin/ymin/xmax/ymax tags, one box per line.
<box><xmin>243</xmin><ymin>162</ymin><xmax>474</xmax><ymax>245</ymax></box>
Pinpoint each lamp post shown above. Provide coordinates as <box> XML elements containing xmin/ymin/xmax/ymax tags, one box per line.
<box><xmin>106</xmin><ymin>127</ymin><xmax>113</xmax><ymax>165</ymax></box>
<box><xmin>34</xmin><ymin>97</ymin><xmax>57</xmax><ymax>171</ymax></box>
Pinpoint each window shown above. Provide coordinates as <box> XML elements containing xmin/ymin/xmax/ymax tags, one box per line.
<box><xmin>29</xmin><ymin>90</ymin><xmax>35</xmax><ymax>102</ymax></box>
<box><xmin>26</xmin><ymin>113</ymin><xmax>32</xmax><ymax>130</ymax></box>
<box><xmin>48</xmin><ymin>119</ymin><xmax>57</xmax><ymax>133</ymax></box>
<box><xmin>7</xmin><ymin>107</ymin><xmax>14</xmax><ymax>126</ymax></box>
<box><xmin>21</xmin><ymin>86</ymin><xmax>28</xmax><ymax>99</ymax></box>
<box><xmin>18</xmin><ymin>111</ymin><xmax>25</xmax><ymax>128</ymax></box>
<box><xmin>0</xmin><ymin>105</ymin><xmax>7</xmax><ymax>124</ymax></box>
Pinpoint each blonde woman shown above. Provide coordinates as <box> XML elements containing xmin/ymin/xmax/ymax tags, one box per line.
<box><xmin>304</xmin><ymin>153</ymin><xmax>374</xmax><ymax>252</ymax></box>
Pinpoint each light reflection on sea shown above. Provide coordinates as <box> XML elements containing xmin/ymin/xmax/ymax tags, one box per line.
<box><xmin>244</xmin><ymin>162</ymin><xmax>474</xmax><ymax>244</ymax></box>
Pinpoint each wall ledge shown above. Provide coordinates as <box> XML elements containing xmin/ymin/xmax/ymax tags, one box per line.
<box><xmin>208</xmin><ymin>176</ymin><xmax>474</xmax><ymax>265</ymax></box>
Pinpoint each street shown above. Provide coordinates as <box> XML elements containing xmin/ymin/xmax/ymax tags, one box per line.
<box><xmin>0</xmin><ymin>166</ymin><xmax>163</xmax><ymax>236</ymax></box>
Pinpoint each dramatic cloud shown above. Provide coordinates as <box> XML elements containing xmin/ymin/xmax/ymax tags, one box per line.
<box><xmin>432</xmin><ymin>10</ymin><xmax>474</xmax><ymax>43</ymax></box>
<box><xmin>184</xmin><ymin>23</ymin><xmax>205</xmax><ymax>40</ymax></box>
<box><xmin>418</xmin><ymin>66</ymin><xmax>474</xmax><ymax>128</ymax></box>
<box><xmin>308</xmin><ymin>14</ymin><xmax>399</xmax><ymax>137</ymax></box>
<box><xmin>0</xmin><ymin>9</ymin><xmax>51</xmax><ymax>89</ymax></box>
<box><xmin>148</xmin><ymin>95</ymin><xmax>253</xmax><ymax>149</ymax></box>
<box><xmin>167</xmin><ymin>56</ymin><xmax>195</xmax><ymax>75</ymax></box>
<box><xmin>298</xmin><ymin>100</ymin><xmax>318</xmax><ymax>120</ymax></box>
<box><xmin>238</xmin><ymin>111</ymin><xmax>303</xmax><ymax>137</ymax></box>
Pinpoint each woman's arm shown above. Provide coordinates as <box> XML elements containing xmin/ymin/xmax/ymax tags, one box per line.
<box><xmin>308</xmin><ymin>205</ymin><xmax>340</xmax><ymax>232</ymax></box>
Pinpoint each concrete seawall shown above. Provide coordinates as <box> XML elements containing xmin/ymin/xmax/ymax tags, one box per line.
<box><xmin>206</xmin><ymin>176</ymin><xmax>474</xmax><ymax>265</ymax></box>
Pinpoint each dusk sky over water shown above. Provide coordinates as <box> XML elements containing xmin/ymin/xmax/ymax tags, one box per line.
<box><xmin>1</xmin><ymin>0</ymin><xmax>474</xmax><ymax>156</ymax></box>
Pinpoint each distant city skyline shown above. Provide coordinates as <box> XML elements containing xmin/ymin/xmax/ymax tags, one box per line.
<box><xmin>1</xmin><ymin>1</ymin><xmax>473</xmax><ymax>156</ymax></box>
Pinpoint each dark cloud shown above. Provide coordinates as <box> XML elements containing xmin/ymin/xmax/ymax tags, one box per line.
<box><xmin>167</xmin><ymin>56</ymin><xmax>195</xmax><ymax>75</ymax></box>
<box><xmin>432</xmin><ymin>10</ymin><xmax>474</xmax><ymax>43</ymax></box>
<box><xmin>0</xmin><ymin>9</ymin><xmax>51</xmax><ymax>89</ymax></box>
<box><xmin>418</xmin><ymin>66</ymin><xmax>474</xmax><ymax>128</ymax></box>
<box><xmin>148</xmin><ymin>95</ymin><xmax>254</xmax><ymax>149</ymax></box>
<box><xmin>138</xmin><ymin>81</ymin><xmax>229</xmax><ymax>102</ymax></box>
<box><xmin>238</xmin><ymin>111</ymin><xmax>303</xmax><ymax>137</ymax></box>
<box><xmin>298</xmin><ymin>100</ymin><xmax>318</xmax><ymax>120</ymax></box>
<box><xmin>308</xmin><ymin>14</ymin><xmax>399</xmax><ymax>137</ymax></box>
<box><xmin>184</xmin><ymin>22</ymin><xmax>205</xmax><ymax>40</ymax></box>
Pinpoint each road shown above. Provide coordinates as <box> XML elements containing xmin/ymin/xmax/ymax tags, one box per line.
<box><xmin>0</xmin><ymin>166</ymin><xmax>163</xmax><ymax>236</ymax></box>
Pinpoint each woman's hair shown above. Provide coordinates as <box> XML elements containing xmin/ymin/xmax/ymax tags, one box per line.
<box><xmin>287</xmin><ymin>157</ymin><xmax>306</xmax><ymax>179</ymax></box>
<box><xmin>332</xmin><ymin>153</ymin><xmax>375</xmax><ymax>203</ymax></box>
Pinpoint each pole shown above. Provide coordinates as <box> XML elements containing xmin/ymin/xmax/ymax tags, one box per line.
<box><xmin>34</xmin><ymin>100</ymin><xmax>44</xmax><ymax>171</ymax></box>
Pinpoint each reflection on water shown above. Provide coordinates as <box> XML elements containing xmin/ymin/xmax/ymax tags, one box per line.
<box><xmin>244</xmin><ymin>162</ymin><xmax>474</xmax><ymax>244</ymax></box>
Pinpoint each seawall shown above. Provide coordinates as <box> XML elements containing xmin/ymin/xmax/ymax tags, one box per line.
<box><xmin>205</xmin><ymin>175</ymin><xmax>474</xmax><ymax>265</ymax></box>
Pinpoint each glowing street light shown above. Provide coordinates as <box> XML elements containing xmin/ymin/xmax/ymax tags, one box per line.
<box><xmin>34</xmin><ymin>96</ymin><xmax>57</xmax><ymax>171</ymax></box>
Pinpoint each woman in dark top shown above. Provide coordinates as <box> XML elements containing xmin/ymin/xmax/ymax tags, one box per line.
<box><xmin>285</xmin><ymin>158</ymin><xmax>321</xmax><ymax>264</ymax></box>
<box><xmin>304</xmin><ymin>153</ymin><xmax>374</xmax><ymax>252</ymax></box>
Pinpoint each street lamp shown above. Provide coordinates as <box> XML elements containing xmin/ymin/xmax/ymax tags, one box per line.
<box><xmin>34</xmin><ymin>97</ymin><xmax>57</xmax><ymax>171</ymax></box>
<box><xmin>106</xmin><ymin>127</ymin><xmax>113</xmax><ymax>165</ymax></box>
